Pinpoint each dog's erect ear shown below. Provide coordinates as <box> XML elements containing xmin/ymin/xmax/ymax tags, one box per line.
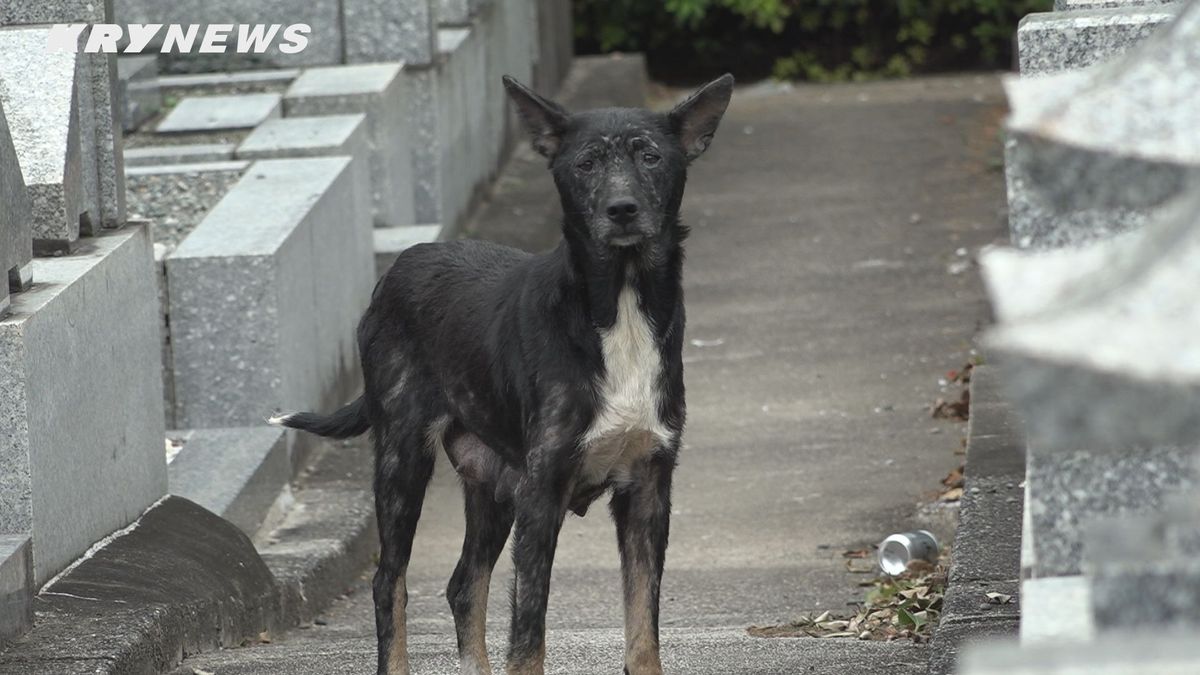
<box><xmin>503</xmin><ymin>75</ymin><xmax>569</xmax><ymax>158</ymax></box>
<box><xmin>669</xmin><ymin>73</ymin><xmax>734</xmax><ymax>161</ymax></box>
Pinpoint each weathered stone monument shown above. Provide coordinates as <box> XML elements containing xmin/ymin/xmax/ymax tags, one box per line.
<box><xmin>961</xmin><ymin>0</ymin><xmax>1200</xmax><ymax>670</ymax></box>
<box><xmin>1005</xmin><ymin>0</ymin><xmax>1179</xmax><ymax>248</ymax></box>
<box><xmin>0</xmin><ymin>2</ymin><xmax>128</xmax><ymax>230</ymax></box>
<box><xmin>0</xmin><ymin>27</ymin><xmax>90</xmax><ymax>252</ymax></box>
<box><xmin>1</xmin><ymin>2</ymin><xmax>163</xmax><ymax>641</ymax></box>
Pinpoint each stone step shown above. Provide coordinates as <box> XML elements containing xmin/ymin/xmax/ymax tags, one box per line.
<box><xmin>156</xmin><ymin>93</ymin><xmax>283</xmax><ymax>133</ymax></box>
<box><xmin>235</xmin><ymin>114</ymin><xmax>368</xmax><ymax>161</ymax></box>
<box><xmin>0</xmin><ymin>535</ymin><xmax>33</xmax><ymax>645</ymax></box>
<box><xmin>167</xmin><ymin>426</ymin><xmax>290</xmax><ymax>537</ymax></box>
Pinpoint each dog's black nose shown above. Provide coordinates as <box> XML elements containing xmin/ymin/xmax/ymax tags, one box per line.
<box><xmin>605</xmin><ymin>198</ymin><xmax>639</xmax><ymax>225</ymax></box>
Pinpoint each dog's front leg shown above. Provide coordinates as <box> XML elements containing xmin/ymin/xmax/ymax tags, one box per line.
<box><xmin>506</xmin><ymin>475</ymin><xmax>568</xmax><ymax>675</ymax></box>
<box><xmin>610</xmin><ymin>455</ymin><xmax>674</xmax><ymax>675</ymax></box>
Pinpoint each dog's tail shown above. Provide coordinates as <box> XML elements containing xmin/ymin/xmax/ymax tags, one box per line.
<box><xmin>269</xmin><ymin>396</ymin><xmax>370</xmax><ymax>439</ymax></box>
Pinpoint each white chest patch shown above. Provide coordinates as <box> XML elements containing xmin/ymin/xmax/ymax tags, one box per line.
<box><xmin>579</xmin><ymin>283</ymin><xmax>670</xmax><ymax>486</ymax></box>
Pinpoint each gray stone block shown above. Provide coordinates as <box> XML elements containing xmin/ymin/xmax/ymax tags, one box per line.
<box><xmin>0</xmin><ymin>26</ymin><xmax>88</xmax><ymax>251</ymax></box>
<box><xmin>1085</xmin><ymin>507</ymin><xmax>1200</xmax><ymax>630</ymax></box>
<box><xmin>1004</xmin><ymin>135</ymin><xmax>1149</xmax><ymax>249</ymax></box>
<box><xmin>0</xmin><ymin>227</ymin><xmax>167</xmax><ymax>585</ymax></box>
<box><xmin>124</xmin><ymin>143</ymin><xmax>237</xmax><ymax>167</ymax></box>
<box><xmin>235</xmin><ymin>114</ymin><xmax>367</xmax><ymax>161</ymax></box>
<box><xmin>1006</xmin><ymin>3</ymin><xmax>1200</xmax><ymax>247</ymax></box>
<box><xmin>0</xmin><ymin>0</ymin><xmax>126</xmax><ymax>230</ymax></box>
<box><xmin>166</xmin><ymin>158</ymin><xmax>372</xmax><ymax>434</ymax></box>
<box><xmin>373</xmin><ymin>223</ymin><xmax>441</xmax><ymax>278</ymax></box>
<box><xmin>236</xmin><ymin>115</ymin><xmax>371</xmax><ymax>228</ymax></box>
<box><xmin>284</xmin><ymin>64</ymin><xmax>416</xmax><ymax>228</ymax></box>
<box><xmin>963</xmin><ymin>631</ymin><xmax>1200</xmax><ymax>674</ymax></box>
<box><xmin>1024</xmin><ymin>443</ymin><xmax>1195</xmax><ymax>577</ymax></box>
<box><xmin>404</xmin><ymin>65</ymin><xmax>442</xmax><ymax>223</ymax></box>
<box><xmin>0</xmin><ymin>535</ymin><xmax>32</xmax><ymax>645</ymax></box>
<box><xmin>1</xmin><ymin>100</ymin><xmax>33</xmax><ymax>309</ymax></box>
<box><xmin>438</xmin><ymin>0</ymin><xmax>473</xmax><ymax>24</ymax></box>
<box><xmin>116</xmin><ymin>55</ymin><xmax>161</xmax><ymax>132</ymax></box>
<box><xmin>167</xmin><ymin>427</ymin><xmax>289</xmax><ymax>536</ymax></box>
<box><xmin>114</xmin><ymin>1</ymin><xmax>342</xmax><ymax>67</ymax></box>
<box><xmin>157</xmin><ymin>93</ymin><xmax>282</xmax><ymax>133</ymax></box>
<box><xmin>983</xmin><ymin>192</ymin><xmax>1200</xmax><ymax>452</ymax></box>
<box><xmin>532</xmin><ymin>0</ymin><xmax>573</xmax><ymax>94</ymax></box>
<box><xmin>0</xmin><ymin>0</ymin><xmax>109</xmax><ymax>23</ymax></box>
<box><xmin>1017</xmin><ymin>5</ymin><xmax>1178</xmax><ymax>75</ymax></box>
<box><xmin>1019</xmin><ymin>575</ymin><xmax>1094</xmax><ymax>643</ymax></box>
<box><xmin>343</xmin><ymin>0</ymin><xmax>437</xmax><ymax>65</ymax></box>
<box><xmin>1055</xmin><ymin>0</ymin><xmax>1175</xmax><ymax>9</ymax></box>
<box><xmin>434</xmin><ymin>27</ymin><xmax>477</xmax><ymax>230</ymax></box>
<box><xmin>89</xmin><ymin>48</ymin><xmax>127</xmax><ymax>229</ymax></box>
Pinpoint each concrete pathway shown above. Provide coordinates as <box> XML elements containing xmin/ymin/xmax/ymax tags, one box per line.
<box><xmin>183</xmin><ymin>74</ymin><xmax>1007</xmax><ymax>674</ymax></box>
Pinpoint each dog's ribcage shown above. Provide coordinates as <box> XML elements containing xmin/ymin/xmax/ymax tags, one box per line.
<box><xmin>579</xmin><ymin>283</ymin><xmax>671</xmax><ymax>486</ymax></box>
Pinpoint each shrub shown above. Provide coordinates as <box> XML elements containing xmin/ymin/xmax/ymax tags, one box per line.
<box><xmin>573</xmin><ymin>0</ymin><xmax>1053</xmax><ymax>83</ymax></box>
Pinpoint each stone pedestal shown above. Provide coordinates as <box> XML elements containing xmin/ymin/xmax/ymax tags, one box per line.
<box><xmin>343</xmin><ymin>0</ymin><xmax>438</xmax><ymax>65</ymax></box>
<box><xmin>0</xmin><ymin>227</ymin><xmax>168</xmax><ymax>586</ymax></box>
<box><xmin>284</xmin><ymin>63</ymin><xmax>417</xmax><ymax>228</ymax></box>
<box><xmin>166</xmin><ymin>158</ymin><xmax>372</xmax><ymax>436</ymax></box>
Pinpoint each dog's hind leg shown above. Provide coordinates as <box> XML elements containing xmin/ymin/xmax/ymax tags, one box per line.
<box><xmin>372</xmin><ymin>420</ymin><xmax>437</xmax><ymax>675</ymax></box>
<box><xmin>448</xmin><ymin>482</ymin><xmax>514</xmax><ymax>674</ymax></box>
<box><xmin>610</xmin><ymin>456</ymin><xmax>674</xmax><ymax>675</ymax></box>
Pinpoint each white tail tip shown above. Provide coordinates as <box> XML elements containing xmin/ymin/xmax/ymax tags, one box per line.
<box><xmin>267</xmin><ymin>412</ymin><xmax>293</xmax><ymax>427</ymax></box>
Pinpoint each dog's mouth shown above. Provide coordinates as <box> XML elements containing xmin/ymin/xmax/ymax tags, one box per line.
<box><xmin>607</xmin><ymin>233</ymin><xmax>645</xmax><ymax>248</ymax></box>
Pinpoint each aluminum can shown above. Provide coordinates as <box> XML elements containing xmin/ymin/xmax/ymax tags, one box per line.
<box><xmin>878</xmin><ymin>530</ymin><xmax>939</xmax><ymax>576</ymax></box>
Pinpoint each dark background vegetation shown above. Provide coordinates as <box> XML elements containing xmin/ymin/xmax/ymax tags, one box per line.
<box><xmin>573</xmin><ymin>0</ymin><xmax>1053</xmax><ymax>84</ymax></box>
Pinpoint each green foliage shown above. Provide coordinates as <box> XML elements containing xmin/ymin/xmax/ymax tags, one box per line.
<box><xmin>573</xmin><ymin>0</ymin><xmax>1054</xmax><ymax>82</ymax></box>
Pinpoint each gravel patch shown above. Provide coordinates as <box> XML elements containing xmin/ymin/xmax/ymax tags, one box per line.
<box><xmin>126</xmin><ymin>168</ymin><xmax>245</xmax><ymax>249</ymax></box>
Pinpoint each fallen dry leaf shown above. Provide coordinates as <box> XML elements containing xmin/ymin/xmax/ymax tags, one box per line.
<box><xmin>931</xmin><ymin>389</ymin><xmax>970</xmax><ymax>421</ymax></box>
<box><xmin>939</xmin><ymin>487</ymin><xmax>963</xmax><ymax>502</ymax></box>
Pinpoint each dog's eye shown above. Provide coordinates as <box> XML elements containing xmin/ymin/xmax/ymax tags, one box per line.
<box><xmin>642</xmin><ymin>152</ymin><xmax>661</xmax><ymax>167</ymax></box>
<box><xmin>577</xmin><ymin>159</ymin><xmax>595</xmax><ymax>173</ymax></box>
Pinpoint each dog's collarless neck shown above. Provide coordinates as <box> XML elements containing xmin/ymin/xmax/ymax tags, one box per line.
<box><xmin>556</xmin><ymin>234</ymin><xmax>682</xmax><ymax>334</ymax></box>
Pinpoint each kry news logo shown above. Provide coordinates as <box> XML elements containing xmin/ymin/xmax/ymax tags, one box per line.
<box><xmin>46</xmin><ymin>24</ymin><xmax>312</xmax><ymax>54</ymax></box>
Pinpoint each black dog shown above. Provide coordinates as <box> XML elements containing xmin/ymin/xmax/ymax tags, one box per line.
<box><xmin>272</xmin><ymin>73</ymin><xmax>733</xmax><ymax>675</ymax></box>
